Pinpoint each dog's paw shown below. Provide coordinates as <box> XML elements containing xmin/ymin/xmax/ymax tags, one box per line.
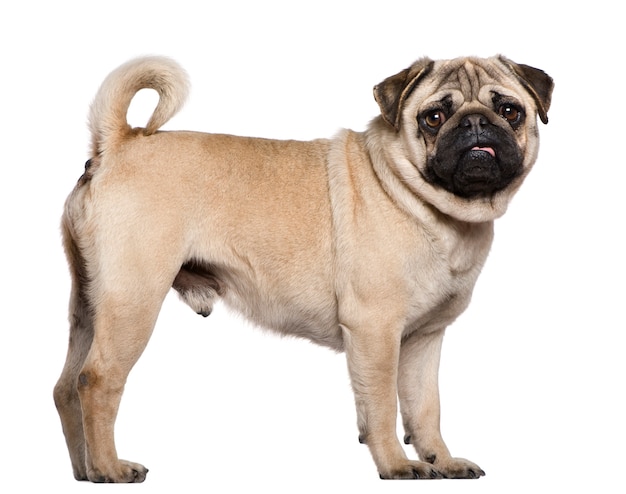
<box><xmin>435</xmin><ymin>457</ymin><xmax>485</xmax><ymax>479</ymax></box>
<box><xmin>379</xmin><ymin>460</ymin><xmax>443</xmax><ymax>480</ymax></box>
<box><xmin>87</xmin><ymin>460</ymin><xmax>148</xmax><ymax>483</ymax></box>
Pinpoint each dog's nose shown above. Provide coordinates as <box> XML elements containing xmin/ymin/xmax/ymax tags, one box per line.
<box><xmin>460</xmin><ymin>114</ymin><xmax>489</xmax><ymax>133</ymax></box>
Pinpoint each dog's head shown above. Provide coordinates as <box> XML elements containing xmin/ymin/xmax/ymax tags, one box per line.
<box><xmin>373</xmin><ymin>56</ymin><xmax>553</xmax><ymax>222</ymax></box>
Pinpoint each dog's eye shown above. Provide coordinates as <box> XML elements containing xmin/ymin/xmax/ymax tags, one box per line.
<box><xmin>498</xmin><ymin>104</ymin><xmax>522</xmax><ymax>125</ymax></box>
<box><xmin>423</xmin><ymin>110</ymin><xmax>447</xmax><ymax>129</ymax></box>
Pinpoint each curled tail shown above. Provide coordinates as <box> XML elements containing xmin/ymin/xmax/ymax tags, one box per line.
<box><xmin>88</xmin><ymin>56</ymin><xmax>189</xmax><ymax>156</ymax></box>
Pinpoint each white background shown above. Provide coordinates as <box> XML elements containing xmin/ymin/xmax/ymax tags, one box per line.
<box><xmin>1</xmin><ymin>1</ymin><xmax>624</xmax><ymax>492</ymax></box>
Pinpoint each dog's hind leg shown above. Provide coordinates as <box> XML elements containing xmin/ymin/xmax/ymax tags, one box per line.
<box><xmin>70</xmin><ymin>226</ymin><xmax>180</xmax><ymax>483</ymax></box>
<box><xmin>54</xmin><ymin>222</ymin><xmax>94</xmax><ymax>480</ymax></box>
<box><xmin>76</xmin><ymin>267</ymin><xmax>172</xmax><ymax>483</ymax></box>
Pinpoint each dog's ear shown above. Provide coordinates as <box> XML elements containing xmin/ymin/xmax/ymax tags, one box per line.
<box><xmin>374</xmin><ymin>58</ymin><xmax>434</xmax><ymax>131</ymax></box>
<box><xmin>499</xmin><ymin>56</ymin><xmax>554</xmax><ymax>124</ymax></box>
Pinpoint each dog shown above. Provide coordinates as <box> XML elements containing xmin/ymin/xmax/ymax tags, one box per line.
<box><xmin>54</xmin><ymin>55</ymin><xmax>553</xmax><ymax>482</ymax></box>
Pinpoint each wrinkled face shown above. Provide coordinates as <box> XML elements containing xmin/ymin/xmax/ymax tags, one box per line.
<box><xmin>376</xmin><ymin>56</ymin><xmax>552</xmax><ymax>222</ymax></box>
<box><xmin>417</xmin><ymin>65</ymin><xmax>529</xmax><ymax>198</ymax></box>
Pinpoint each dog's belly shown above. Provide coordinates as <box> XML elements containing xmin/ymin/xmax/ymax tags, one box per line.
<box><xmin>172</xmin><ymin>253</ymin><xmax>342</xmax><ymax>349</ymax></box>
<box><xmin>156</xmin><ymin>132</ymin><xmax>344</xmax><ymax>349</ymax></box>
<box><xmin>224</xmin><ymin>285</ymin><xmax>343</xmax><ymax>350</ymax></box>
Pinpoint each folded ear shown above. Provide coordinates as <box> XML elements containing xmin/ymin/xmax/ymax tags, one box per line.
<box><xmin>373</xmin><ymin>58</ymin><xmax>434</xmax><ymax>131</ymax></box>
<box><xmin>499</xmin><ymin>56</ymin><xmax>554</xmax><ymax>124</ymax></box>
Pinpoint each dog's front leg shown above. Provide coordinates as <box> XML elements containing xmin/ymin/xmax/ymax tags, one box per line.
<box><xmin>398</xmin><ymin>329</ymin><xmax>485</xmax><ymax>479</ymax></box>
<box><xmin>341</xmin><ymin>322</ymin><xmax>442</xmax><ymax>480</ymax></box>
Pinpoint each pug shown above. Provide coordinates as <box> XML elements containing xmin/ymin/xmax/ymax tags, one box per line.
<box><xmin>53</xmin><ymin>55</ymin><xmax>553</xmax><ymax>482</ymax></box>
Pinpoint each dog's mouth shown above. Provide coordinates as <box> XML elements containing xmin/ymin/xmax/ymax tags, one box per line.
<box><xmin>424</xmin><ymin>144</ymin><xmax>524</xmax><ymax>198</ymax></box>
<box><xmin>425</xmin><ymin>134</ymin><xmax>523</xmax><ymax>198</ymax></box>
<box><xmin>471</xmin><ymin>146</ymin><xmax>496</xmax><ymax>158</ymax></box>
<box><xmin>451</xmin><ymin>146</ymin><xmax>504</xmax><ymax>196</ymax></box>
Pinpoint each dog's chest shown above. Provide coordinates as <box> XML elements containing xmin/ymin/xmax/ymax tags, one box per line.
<box><xmin>404</xmin><ymin>220</ymin><xmax>494</xmax><ymax>333</ymax></box>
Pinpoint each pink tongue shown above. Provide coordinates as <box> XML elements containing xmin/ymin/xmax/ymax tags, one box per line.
<box><xmin>472</xmin><ymin>146</ymin><xmax>496</xmax><ymax>157</ymax></box>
